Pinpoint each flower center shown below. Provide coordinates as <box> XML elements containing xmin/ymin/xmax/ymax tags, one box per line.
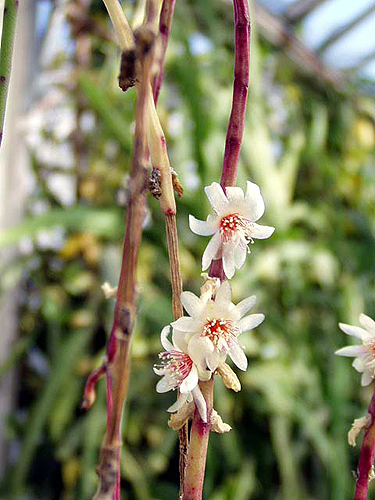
<box><xmin>365</xmin><ymin>340</ymin><xmax>375</xmax><ymax>358</ymax></box>
<box><xmin>202</xmin><ymin>317</ymin><xmax>239</xmax><ymax>350</ymax></box>
<box><xmin>158</xmin><ymin>351</ymin><xmax>193</xmax><ymax>386</ymax></box>
<box><xmin>219</xmin><ymin>213</ymin><xmax>253</xmax><ymax>244</ymax></box>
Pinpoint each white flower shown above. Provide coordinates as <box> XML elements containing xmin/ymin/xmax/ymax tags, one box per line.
<box><xmin>335</xmin><ymin>314</ymin><xmax>375</xmax><ymax>386</ymax></box>
<box><xmin>171</xmin><ymin>281</ymin><xmax>264</xmax><ymax>375</ymax></box>
<box><xmin>154</xmin><ymin>326</ymin><xmax>207</xmax><ymax>422</ymax></box>
<box><xmin>189</xmin><ymin>181</ymin><xmax>274</xmax><ymax>278</ymax></box>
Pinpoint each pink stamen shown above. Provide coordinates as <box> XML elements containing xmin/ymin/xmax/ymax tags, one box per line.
<box><xmin>202</xmin><ymin>317</ymin><xmax>240</xmax><ymax>351</ymax></box>
<box><xmin>219</xmin><ymin>213</ymin><xmax>253</xmax><ymax>243</ymax></box>
<box><xmin>158</xmin><ymin>350</ymin><xmax>193</xmax><ymax>385</ymax></box>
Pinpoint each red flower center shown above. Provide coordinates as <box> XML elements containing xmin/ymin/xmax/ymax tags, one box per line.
<box><xmin>219</xmin><ymin>213</ymin><xmax>253</xmax><ymax>243</ymax></box>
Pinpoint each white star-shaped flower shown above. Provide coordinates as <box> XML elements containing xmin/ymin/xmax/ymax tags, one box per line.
<box><xmin>335</xmin><ymin>314</ymin><xmax>375</xmax><ymax>386</ymax></box>
<box><xmin>154</xmin><ymin>326</ymin><xmax>207</xmax><ymax>422</ymax></box>
<box><xmin>171</xmin><ymin>281</ymin><xmax>264</xmax><ymax>375</ymax></box>
<box><xmin>189</xmin><ymin>181</ymin><xmax>274</xmax><ymax>278</ymax></box>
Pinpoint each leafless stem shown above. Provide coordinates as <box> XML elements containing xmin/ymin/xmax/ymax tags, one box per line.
<box><xmin>152</xmin><ymin>0</ymin><xmax>176</xmax><ymax>104</ymax></box>
<box><xmin>91</xmin><ymin>18</ymin><xmax>156</xmax><ymax>500</ymax></box>
<box><xmin>354</xmin><ymin>389</ymin><xmax>375</xmax><ymax>500</ymax></box>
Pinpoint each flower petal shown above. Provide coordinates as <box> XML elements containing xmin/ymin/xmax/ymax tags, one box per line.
<box><xmin>225</xmin><ymin>186</ymin><xmax>244</xmax><ymax>205</ymax></box>
<box><xmin>181</xmin><ymin>291</ymin><xmax>204</xmax><ymax>318</ymax></box>
<box><xmin>244</xmin><ymin>181</ymin><xmax>265</xmax><ymax>220</ymax></box>
<box><xmin>172</xmin><ymin>329</ymin><xmax>189</xmax><ymax>352</ymax></box>
<box><xmin>250</xmin><ymin>223</ymin><xmax>275</xmax><ymax>240</ymax></box>
<box><xmin>171</xmin><ymin>316</ymin><xmax>198</xmax><ymax>332</ymax></box>
<box><xmin>228</xmin><ymin>341</ymin><xmax>248</xmax><ymax>370</ymax></box>
<box><xmin>238</xmin><ymin>313</ymin><xmax>265</xmax><ymax>332</ymax></box>
<box><xmin>160</xmin><ymin>325</ymin><xmax>173</xmax><ymax>351</ymax></box>
<box><xmin>188</xmin><ymin>335</ymin><xmax>214</xmax><ymax>370</ymax></box>
<box><xmin>235</xmin><ymin>295</ymin><xmax>257</xmax><ymax>318</ymax></box>
<box><xmin>359</xmin><ymin>314</ymin><xmax>375</xmax><ymax>334</ymax></box>
<box><xmin>156</xmin><ymin>375</ymin><xmax>176</xmax><ymax>393</ymax></box>
<box><xmin>361</xmin><ymin>370</ymin><xmax>373</xmax><ymax>386</ymax></box>
<box><xmin>189</xmin><ymin>215</ymin><xmax>217</xmax><ymax>236</ymax></box>
<box><xmin>335</xmin><ymin>345</ymin><xmax>367</xmax><ymax>357</ymax></box>
<box><xmin>353</xmin><ymin>357</ymin><xmax>366</xmax><ymax>372</ymax></box>
<box><xmin>222</xmin><ymin>243</ymin><xmax>235</xmax><ymax>279</ymax></box>
<box><xmin>202</xmin><ymin>232</ymin><xmax>222</xmax><ymax>271</ymax></box>
<box><xmin>205</xmin><ymin>182</ymin><xmax>229</xmax><ymax>214</ymax></box>
<box><xmin>205</xmin><ymin>350</ymin><xmax>221</xmax><ymax>372</ymax></box>
<box><xmin>180</xmin><ymin>364</ymin><xmax>198</xmax><ymax>393</ymax></box>
<box><xmin>339</xmin><ymin>323</ymin><xmax>371</xmax><ymax>340</ymax></box>
<box><xmin>192</xmin><ymin>385</ymin><xmax>207</xmax><ymax>422</ymax></box>
<box><xmin>215</xmin><ymin>281</ymin><xmax>232</xmax><ymax>306</ymax></box>
<box><xmin>168</xmin><ymin>392</ymin><xmax>189</xmax><ymax>413</ymax></box>
<box><xmin>233</xmin><ymin>244</ymin><xmax>247</xmax><ymax>270</ymax></box>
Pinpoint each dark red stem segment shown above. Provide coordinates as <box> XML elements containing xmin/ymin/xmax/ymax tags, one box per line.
<box><xmin>355</xmin><ymin>389</ymin><xmax>375</xmax><ymax>500</ymax></box>
<box><xmin>219</xmin><ymin>0</ymin><xmax>250</xmax><ymax>189</ymax></box>
<box><xmin>152</xmin><ymin>0</ymin><xmax>176</xmax><ymax>105</ymax></box>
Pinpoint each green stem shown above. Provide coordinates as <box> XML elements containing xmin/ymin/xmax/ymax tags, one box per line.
<box><xmin>0</xmin><ymin>0</ymin><xmax>18</xmax><ymax>147</ymax></box>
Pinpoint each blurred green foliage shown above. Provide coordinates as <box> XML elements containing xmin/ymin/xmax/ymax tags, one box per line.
<box><xmin>1</xmin><ymin>1</ymin><xmax>375</xmax><ymax>499</ymax></box>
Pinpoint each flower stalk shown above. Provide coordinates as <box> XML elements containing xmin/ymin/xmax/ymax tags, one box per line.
<box><xmin>0</xmin><ymin>0</ymin><xmax>18</xmax><ymax>147</ymax></box>
<box><xmin>354</xmin><ymin>389</ymin><xmax>375</xmax><ymax>500</ymax></box>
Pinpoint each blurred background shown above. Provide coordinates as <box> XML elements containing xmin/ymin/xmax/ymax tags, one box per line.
<box><xmin>0</xmin><ymin>0</ymin><xmax>375</xmax><ymax>498</ymax></box>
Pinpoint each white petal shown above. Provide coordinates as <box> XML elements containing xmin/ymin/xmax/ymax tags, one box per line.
<box><xmin>156</xmin><ymin>375</ymin><xmax>176</xmax><ymax>393</ymax></box>
<box><xmin>359</xmin><ymin>314</ymin><xmax>375</xmax><ymax>334</ymax></box>
<box><xmin>204</xmin><ymin>182</ymin><xmax>229</xmax><ymax>214</ymax></box>
<box><xmin>180</xmin><ymin>365</ymin><xmax>198</xmax><ymax>393</ymax></box>
<box><xmin>335</xmin><ymin>345</ymin><xmax>367</xmax><ymax>357</ymax></box>
<box><xmin>215</xmin><ymin>281</ymin><xmax>232</xmax><ymax>305</ymax></box>
<box><xmin>225</xmin><ymin>186</ymin><xmax>244</xmax><ymax>205</ymax></box>
<box><xmin>228</xmin><ymin>341</ymin><xmax>248</xmax><ymax>370</ymax></box>
<box><xmin>222</xmin><ymin>244</ymin><xmax>235</xmax><ymax>279</ymax></box>
<box><xmin>172</xmin><ymin>329</ymin><xmax>189</xmax><ymax>352</ymax></box>
<box><xmin>339</xmin><ymin>323</ymin><xmax>371</xmax><ymax>340</ymax></box>
<box><xmin>361</xmin><ymin>370</ymin><xmax>373</xmax><ymax>386</ymax></box>
<box><xmin>353</xmin><ymin>357</ymin><xmax>366</xmax><ymax>372</ymax></box>
<box><xmin>168</xmin><ymin>392</ymin><xmax>189</xmax><ymax>413</ymax></box>
<box><xmin>153</xmin><ymin>366</ymin><xmax>165</xmax><ymax>376</ymax></box>
<box><xmin>235</xmin><ymin>295</ymin><xmax>257</xmax><ymax>318</ymax></box>
<box><xmin>250</xmin><ymin>223</ymin><xmax>275</xmax><ymax>240</ymax></box>
<box><xmin>244</xmin><ymin>181</ymin><xmax>265</xmax><ymax>220</ymax></box>
<box><xmin>171</xmin><ymin>316</ymin><xmax>198</xmax><ymax>332</ymax></box>
<box><xmin>205</xmin><ymin>350</ymin><xmax>221</xmax><ymax>372</ymax></box>
<box><xmin>180</xmin><ymin>291</ymin><xmax>204</xmax><ymax>318</ymax></box>
<box><xmin>160</xmin><ymin>325</ymin><xmax>173</xmax><ymax>351</ymax></box>
<box><xmin>189</xmin><ymin>215</ymin><xmax>217</xmax><ymax>236</ymax></box>
<box><xmin>188</xmin><ymin>335</ymin><xmax>214</xmax><ymax>370</ymax></box>
<box><xmin>202</xmin><ymin>232</ymin><xmax>222</xmax><ymax>270</ymax></box>
<box><xmin>233</xmin><ymin>244</ymin><xmax>247</xmax><ymax>270</ymax></box>
<box><xmin>192</xmin><ymin>386</ymin><xmax>207</xmax><ymax>423</ymax></box>
<box><xmin>238</xmin><ymin>313</ymin><xmax>265</xmax><ymax>332</ymax></box>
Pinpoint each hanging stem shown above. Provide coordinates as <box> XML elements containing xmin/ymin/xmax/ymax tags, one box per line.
<box><xmin>0</xmin><ymin>0</ymin><xmax>18</xmax><ymax>147</ymax></box>
<box><xmin>354</xmin><ymin>389</ymin><xmax>375</xmax><ymax>500</ymax></box>
<box><xmin>152</xmin><ymin>0</ymin><xmax>176</xmax><ymax>104</ymax></box>
<box><xmin>92</xmin><ymin>22</ymin><xmax>156</xmax><ymax>500</ymax></box>
<box><xmin>183</xmin><ymin>2</ymin><xmax>251</xmax><ymax>498</ymax></box>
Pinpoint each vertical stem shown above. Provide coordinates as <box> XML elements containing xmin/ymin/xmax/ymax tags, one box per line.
<box><xmin>0</xmin><ymin>0</ymin><xmax>18</xmax><ymax>147</ymax></box>
<box><xmin>220</xmin><ymin>0</ymin><xmax>250</xmax><ymax>189</ymax></box>
<box><xmin>183</xmin><ymin>378</ymin><xmax>214</xmax><ymax>500</ymax></box>
<box><xmin>152</xmin><ymin>0</ymin><xmax>176</xmax><ymax>104</ymax></box>
<box><xmin>184</xmin><ymin>2</ymin><xmax>251</xmax><ymax>498</ymax></box>
<box><xmin>354</xmin><ymin>389</ymin><xmax>375</xmax><ymax>500</ymax></box>
<box><xmin>93</xmin><ymin>23</ymin><xmax>155</xmax><ymax>500</ymax></box>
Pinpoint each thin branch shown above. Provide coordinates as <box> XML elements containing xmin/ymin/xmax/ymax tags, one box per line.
<box><xmin>0</xmin><ymin>0</ymin><xmax>18</xmax><ymax>147</ymax></box>
<box><xmin>102</xmin><ymin>0</ymin><xmax>134</xmax><ymax>51</ymax></box>
<box><xmin>317</xmin><ymin>2</ymin><xmax>375</xmax><ymax>54</ymax></box>
<box><xmin>184</xmin><ymin>3</ymin><xmax>251</xmax><ymax>498</ymax></box>
<box><xmin>354</xmin><ymin>389</ymin><xmax>375</xmax><ymax>500</ymax></box>
<box><xmin>92</xmin><ymin>21</ymin><xmax>155</xmax><ymax>500</ymax></box>
<box><xmin>152</xmin><ymin>0</ymin><xmax>176</xmax><ymax>104</ymax></box>
<box><xmin>284</xmin><ymin>0</ymin><xmax>327</xmax><ymax>24</ymax></box>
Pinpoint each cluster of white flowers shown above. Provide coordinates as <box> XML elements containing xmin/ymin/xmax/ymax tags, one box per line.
<box><xmin>154</xmin><ymin>181</ymin><xmax>274</xmax><ymax>421</ymax></box>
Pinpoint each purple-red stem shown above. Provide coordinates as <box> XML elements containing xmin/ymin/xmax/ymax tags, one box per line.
<box><xmin>152</xmin><ymin>0</ymin><xmax>176</xmax><ymax>105</ymax></box>
<box><xmin>184</xmin><ymin>4</ymin><xmax>251</xmax><ymax>497</ymax></box>
<box><xmin>219</xmin><ymin>0</ymin><xmax>250</xmax><ymax>189</ymax></box>
<box><xmin>354</xmin><ymin>389</ymin><xmax>375</xmax><ymax>500</ymax></box>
